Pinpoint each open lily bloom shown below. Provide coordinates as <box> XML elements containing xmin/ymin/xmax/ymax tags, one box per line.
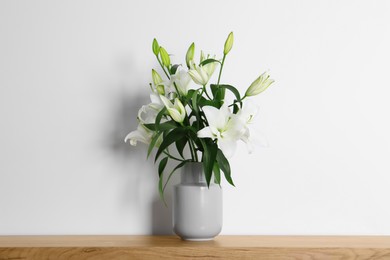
<box><xmin>237</xmin><ymin>101</ymin><xmax>269</xmax><ymax>152</ymax></box>
<box><xmin>124</xmin><ymin>124</ymin><xmax>154</xmax><ymax>146</ymax></box>
<box><xmin>137</xmin><ymin>93</ymin><xmax>166</xmax><ymax>124</ymax></box>
<box><xmin>149</xmin><ymin>93</ymin><xmax>165</xmax><ymax>111</ymax></box>
<box><xmin>237</xmin><ymin>100</ymin><xmax>259</xmax><ymax>125</ymax></box>
<box><xmin>200</xmin><ymin>51</ymin><xmax>218</xmax><ymax>78</ymax></box>
<box><xmin>197</xmin><ymin>104</ymin><xmax>244</xmax><ymax>158</ymax></box>
<box><xmin>172</xmin><ymin>67</ymin><xmax>193</xmax><ymax>96</ymax></box>
<box><xmin>188</xmin><ymin>63</ymin><xmax>210</xmax><ymax>86</ymax></box>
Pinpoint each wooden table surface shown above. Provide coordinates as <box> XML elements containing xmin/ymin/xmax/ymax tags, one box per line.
<box><xmin>1</xmin><ymin>235</ymin><xmax>390</xmax><ymax>259</ymax></box>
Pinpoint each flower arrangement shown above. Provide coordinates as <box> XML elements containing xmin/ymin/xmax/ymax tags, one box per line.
<box><xmin>125</xmin><ymin>32</ymin><xmax>274</xmax><ymax>199</ymax></box>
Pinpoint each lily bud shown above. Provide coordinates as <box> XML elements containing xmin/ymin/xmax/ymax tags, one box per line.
<box><xmin>152</xmin><ymin>38</ymin><xmax>159</xmax><ymax>56</ymax></box>
<box><xmin>160</xmin><ymin>96</ymin><xmax>186</xmax><ymax>123</ymax></box>
<box><xmin>156</xmin><ymin>84</ymin><xmax>165</xmax><ymax>95</ymax></box>
<box><xmin>224</xmin><ymin>32</ymin><xmax>234</xmax><ymax>55</ymax></box>
<box><xmin>152</xmin><ymin>69</ymin><xmax>163</xmax><ymax>86</ymax></box>
<box><xmin>185</xmin><ymin>43</ymin><xmax>195</xmax><ymax>68</ymax></box>
<box><xmin>245</xmin><ymin>72</ymin><xmax>274</xmax><ymax>97</ymax></box>
<box><xmin>159</xmin><ymin>47</ymin><xmax>170</xmax><ymax>68</ymax></box>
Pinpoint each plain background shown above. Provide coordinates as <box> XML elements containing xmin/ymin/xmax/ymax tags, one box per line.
<box><xmin>1</xmin><ymin>0</ymin><xmax>390</xmax><ymax>235</ymax></box>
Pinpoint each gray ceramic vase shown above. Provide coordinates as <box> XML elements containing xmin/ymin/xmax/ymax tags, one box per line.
<box><xmin>173</xmin><ymin>162</ymin><xmax>222</xmax><ymax>241</ymax></box>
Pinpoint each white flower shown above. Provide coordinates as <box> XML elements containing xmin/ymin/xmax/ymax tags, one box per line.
<box><xmin>160</xmin><ymin>95</ymin><xmax>186</xmax><ymax>123</ymax></box>
<box><xmin>149</xmin><ymin>93</ymin><xmax>165</xmax><ymax>111</ymax></box>
<box><xmin>237</xmin><ymin>100</ymin><xmax>259</xmax><ymax>125</ymax></box>
<box><xmin>188</xmin><ymin>63</ymin><xmax>210</xmax><ymax>86</ymax></box>
<box><xmin>236</xmin><ymin>101</ymin><xmax>258</xmax><ymax>153</ymax></box>
<box><xmin>245</xmin><ymin>72</ymin><xmax>274</xmax><ymax>97</ymax></box>
<box><xmin>197</xmin><ymin>104</ymin><xmax>244</xmax><ymax>158</ymax></box>
<box><xmin>188</xmin><ymin>54</ymin><xmax>218</xmax><ymax>86</ymax></box>
<box><xmin>137</xmin><ymin>93</ymin><xmax>166</xmax><ymax>124</ymax></box>
<box><xmin>172</xmin><ymin>67</ymin><xmax>193</xmax><ymax>96</ymax></box>
<box><xmin>124</xmin><ymin>124</ymin><xmax>153</xmax><ymax>146</ymax></box>
<box><xmin>236</xmin><ymin>101</ymin><xmax>269</xmax><ymax>153</ymax></box>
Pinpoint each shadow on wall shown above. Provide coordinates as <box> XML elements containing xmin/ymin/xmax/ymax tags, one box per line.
<box><xmin>105</xmin><ymin>55</ymin><xmax>175</xmax><ymax>235</ymax></box>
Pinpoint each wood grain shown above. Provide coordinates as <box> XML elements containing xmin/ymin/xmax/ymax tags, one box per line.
<box><xmin>1</xmin><ymin>236</ymin><xmax>390</xmax><ymax>259</ymax></box>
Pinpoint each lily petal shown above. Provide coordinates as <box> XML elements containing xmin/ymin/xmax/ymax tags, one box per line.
<box><xmin>197</xmin><ymin>127</ymin><xmax>214</xmax><ymax>139</ymax></box>
<box><xmin>218</xmin><ymin>138</ymin><xmax>237</xmax><ymax>158</ymax></box>
<box><xmin>202</xmin><ymin>105</ymin><xmax>229</xmax><ymax>130</ymax></box>
<box><xmin>124</xmin><ymin>124</ymin><xmax>153</xmax><ymax>146</ymax></box>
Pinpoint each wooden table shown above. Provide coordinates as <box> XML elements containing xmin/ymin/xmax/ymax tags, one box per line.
<box><xmin>1</xmin><ymin>236</ymin><xmax>390</xmax><ymax>259</ymax></box>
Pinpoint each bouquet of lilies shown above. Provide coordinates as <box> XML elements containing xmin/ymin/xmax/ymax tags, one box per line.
<box><xmin>125</xmin><ymin>32</ymin><xmax>274</xmax><ymax>198</ymax></box>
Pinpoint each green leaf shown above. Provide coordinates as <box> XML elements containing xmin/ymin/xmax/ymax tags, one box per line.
<box><xmin>233</xmin><ymin>103</ymin><xmax>239</xmax><ymax>114</ymax></box>
<box><xmin>155</xmin><ymin>128</ymin><xmax>187</xmax><ymax>162</ymax></box>
<box><xmin>210</xmin><ymin>84</ymin><xmax>218</xmax><ymax>98</ymax></box>
<box><xmin>185</xmin><ymin>43</ymin><xmax>195</xmax><ymax>69</ymax></box>
<box><xmin>218</xmin><ymin>84</ymin><xmax>242</xmax><ymax>105</ymax></box>
<box><xmin>158</xmin><ymin>157</ymin><xmax>168</xmax><ymax>177</ymax></box>
<box><xmin>191</xmin><ymin>90</ymin><xmax>199</xmax><ymax>114</ymax></box>
<box><xmin>170</xmin><ymin>64</ymin><xmax>180</xmax><ymax>75</ymax></box>
<box><xmin>209</xmin><ymin>84</ymin><xmax>223</xmax><ymax>106</ymax></box>
<box><xmin>213</xmin><ymin>162</ymin><xmax>221</xmax><ymax>185</ymax></box>
<box><xmin>200</xmin><ymin>139</ymin><xmax>218</xmax><ymax>187</ymax></box>
<box><xmin>158</xmin><ymin>175</ymin><xmax>165</xmax><ymax>206</ymax></box>
<box><xmin>216</xmin><ymin>149</ymin><xmax>235</xmax><ymax>186</ymax></box>
<box><xmin>160</xmin><ymin>160</ymin><xmax>190</xmax><ymax>205</ymax></box>
<box><xmin>155</xmin><ymin>107</ymin><xmax>167</xmax><ymax>127</ymax></box>
<box><xmin>144</xmin><ymin>121</ymin><xmax>177</xmax><ymax>132</ymax></box>
<box><xmin>163</xmin><ymin>160</ymin><xmax>190</xmax><ymax>193</ymax></box>
<box><xmin>198</xmin><ymin>95</ymin><xmax>220</xmax><ymax>108</ymax></box>
<box><xmin>199</xmin><ymin>58</ymin><xmax>221</xmax><ymax>67</ymax></box>
<box><xmin>175</xmin><ymin>137</ymin><xmax>187</xmax><ymax>159</ymax></box>
<box><xmin>147</xmin><ymin>131</ymin><xmax>163</xmax><ymax>158</ymax></box>
<box><xmin>152</xmin><ymin>38</ymin><xmax>159</xmax><ymax>56</ymax></box>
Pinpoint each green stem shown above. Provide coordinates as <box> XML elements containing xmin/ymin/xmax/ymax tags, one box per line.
<box><xmin>201</xmin><ymin>85</ymin><xmax>212</xmax><ymax>100</ymax></box>
<box><xmin>228</xmin><ymin>95</ymin><xmax>247</xmax><ymax>107</ymax></box>
<box><xmin>191</xmin><ymin>138</ymin><xmax>199</xmax><ymax>162</ymax></box>
<box><xmin>187</xmin><ymin>136</ymin><xmax>196</xmax><ymax>162</ymax></box>
<box><xmin>156</xmin><ymin>55</ymin><xmax>170</xmax><ymax>80</ymax></box>
<box><xmin>216</xmin><ymin>55</ymin><xmax>227</xmax><ymax>102</ymax></box>
<box><xmin>216</xmin><ymin>54</ymin><xmax>226</xmax><ymax>86</ymax></box>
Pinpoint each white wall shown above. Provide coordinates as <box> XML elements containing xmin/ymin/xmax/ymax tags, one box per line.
<box><xmin>1</xmin><ymin>0</ymin><xmax>390</xmax><ymax>235</ymax></box>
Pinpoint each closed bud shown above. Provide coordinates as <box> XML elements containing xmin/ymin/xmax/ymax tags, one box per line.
<box><xmin>245</xmin><ymin>72</ymin><xmax>275</xmax><ymax>97</ymax></box>
<box><xmin>185</xmin><ymin>43</ymin><xmax>195</xmax><ymax>69</ymax></box>
<box><xmin>151</xmin><ymin>69</ymin><xmax>163</xmax><ymax>86</ymax></box>
<box><xmin>152</xmin><ymin>38</ymin><xmax>159</xmax><ymax>56</ymax></box>
<box><xmin>156</xmin><ymin>84</ymin><xmax>165</xmax><ymax>95</ymax></box>
<box><xmin>159</xmin><ymin>47</ymin><xmax>170</xmax><ymax>68</ymax></box>
<box><xmin>224</xmin><ymin>32</ymin><xmax>234</xmax><ymax>55</ymax></box>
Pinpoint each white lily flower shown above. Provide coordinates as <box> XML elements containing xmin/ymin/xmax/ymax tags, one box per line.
<box><xmin>149</xmin><ymin>93</ymin><xmax>165</xmax><ymax>111</ymax></box>
<box><xmin>237</xmin><ymin>100</ymin><xmax>259</xmax><ymax>125</ymax></box>
<box><xmin>236</xmin><ymin>101</ymin><xmax>259</xmax><ymax>153</ymax></box>
<box><xmin>188</xmin><ymin>63</ymin><xmax>210</xmax><ymax>86</ymax></box>
<box><xmin>124</xmin><ymin>124</ymin><xmax>153</xmax><ymax>146</ymax></box>
<box><xmin>202</xmin><ymin>59</ymin><xmax>218</xmax><ymax>78</ymax></box>
<box><xmin>160</xmin><ymin>95</ymin><xmax>186</xmax><ymax>123</ymax></box>
<box><xmin>188</xmin><ymin>53</ymin><xmax>218</xmax><ymax>86</ymax></box>
<box><xmin>197</xmin><ymin>104</ymin><xmax>244</xmax><ymax>158</ymax></box>
<box><xmin>172</xmin><ymin>67</ymin><xmax>193</xmax><ymax>96</ymax></box>
<box><xmin>138</xmin><ymin>104</ymin><xmax>160</xmax><ymax>125</ymax></box>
